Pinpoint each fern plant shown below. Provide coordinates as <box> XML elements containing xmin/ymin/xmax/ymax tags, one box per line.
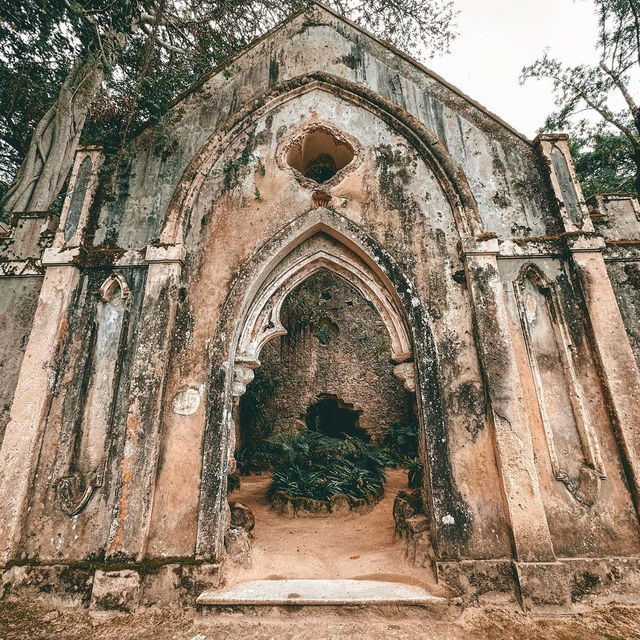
<box><xmin>267</xmin><ymin>430</ymin><xmax>386</xmax><ymax>503</ymax></box>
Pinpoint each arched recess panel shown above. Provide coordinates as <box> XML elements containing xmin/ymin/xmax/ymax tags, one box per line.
<box><xmin>509</xmin><ymin>261</ymin><xmax>640</xmax><ymax>557</ymax></box>
<box><xmin>57</xmin><ymin>273</ymin><xmax>132</xmax><ymax>516</ymax></box>
<box><xmin>515</xmin><ymin>265</ymin><xmax>605</xmax><ymax>505</ymax></box>
<box><xmin>20</xmin><ymin>268</ymin><xmax>146</xmax><ymax>562</ymax></box>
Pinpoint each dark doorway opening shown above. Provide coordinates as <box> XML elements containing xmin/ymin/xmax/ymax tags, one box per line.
<box><xmin>305</xmin><ymin>394</ymin><xmax>369</xmax><ymax>441</ymax></box>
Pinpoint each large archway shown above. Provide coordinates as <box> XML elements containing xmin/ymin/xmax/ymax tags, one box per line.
<box><xmin>226</xmin><ymin>233</ymin><xmax>428</xmax><ymax>585</ymax></box>
<box><xmin>195</xmin><ymin>208</ymin><xmax>470</xmax><ymax>566</ymax></box>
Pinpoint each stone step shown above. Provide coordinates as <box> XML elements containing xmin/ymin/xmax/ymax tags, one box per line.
<box><xmin>196</xmin><ymin>579</ymin><xmax>461</xmax><ymax>619</ymax></box>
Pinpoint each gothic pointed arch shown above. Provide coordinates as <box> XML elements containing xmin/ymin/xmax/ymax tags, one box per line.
<box><xmin>195</xmin><ymin>207</ymin><xmax>472</xmax><ymax>561</ymax></box>
<box><xmin>159</xmin><ymin>72</ymin><xmax>482</xmax><ymax>247</ymax></box>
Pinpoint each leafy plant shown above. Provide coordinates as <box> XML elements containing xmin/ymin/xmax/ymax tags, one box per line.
<box><xmin>383</xmin><ymin>420</ymin><xmax>419</xmax><ymax>465</ymax></box>
<box><xmin>407</xmin><ymin>457</ymin><xmax>424</xmax><ymax>489</ymax></box>
<box><xmin>267</xmin><ymin>430</ymin><xmax>386</xmax><ymax>503</ymax></box>
<box><xmin>238</xmin><ymin>369</ymin><xmax>281</xmax><ymax>450</ymax></box>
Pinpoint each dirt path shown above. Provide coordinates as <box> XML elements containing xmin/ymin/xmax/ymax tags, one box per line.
<box><xmin>224</xmin><ymin>468</ymin><xmax>446</xmax><ymax>593</ymax></box>
<box><xmin>3</xmin><ymin>599</ymin><xmax>640</xmax><ymax>640</ymax></box>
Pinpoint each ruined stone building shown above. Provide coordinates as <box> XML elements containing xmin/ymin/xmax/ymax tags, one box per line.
<box><xmin>1</xmin><ymin>2</ymin><xmax>640</xmax><ymax>611</ymax></box>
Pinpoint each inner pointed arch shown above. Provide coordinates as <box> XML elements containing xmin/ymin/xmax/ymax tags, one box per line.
<box><xmin>235</xmin><ymin>230</ymin><xmax>412</xmax><ymax>368</ymax></box>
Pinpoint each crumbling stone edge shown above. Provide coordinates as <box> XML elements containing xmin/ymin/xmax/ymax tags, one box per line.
<box><xmin>2</xmin><ymin>556</ymin><xmax>639</xmax><ymax>613</ymax></box>
<box><xmin>0</xmin><ymin>559</ymin><xmax>222</xmax><ymax>613</ymax></box>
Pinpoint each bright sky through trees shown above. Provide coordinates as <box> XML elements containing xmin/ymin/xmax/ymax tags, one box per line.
<box><xmin>428</xmin><ymin>0</ymin><xmax>600</xmax><ymax>138</ymax></box>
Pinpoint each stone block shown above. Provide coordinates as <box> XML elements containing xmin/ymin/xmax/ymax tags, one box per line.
<box><xmin>293</xmin><ymin>497</ymin><xmax>331</xmax><ymax>517</ymax></box>
<box><xmin>563</xmin><ymin>557</ymin><xmax>640</xmax><ymax>604</ymax></box>
<box><xmin>229</xmin><ymin>501</ymin><xmax>255</xmax><ymax>531</ymax></box>
<box><xmin>406</xmin><ymin>515</ymin><xmax>430</xmax><ymax>535</ymax></box>
<box><xmin>436</xmin><ymin>560</ymin><xmax>517</xmax><ymax>605</ymax></box>
<box><xmin>180</xmin><ymin>563</ymin><xmax>222</xmax><ymax>605</ymax></box>
<box><xmin>1</xmin><ymin>564</ymin><xmax>93</xmax><ymax>606</ymax></box>
<box><xmin>515</xmin><ymin>561</ymin><xmax>572</xmax><ymax>611</ymax></box>
<box><xmin>224</xmin><ymin>528</ymin><xmax>253</xmax><ymax>565</ymax></box>
<box><xmin>90</xmin><ymin>569</ymin><xmax>141</xmax><ymax>614</ymax></box>
<box><xmin>140</xmin><ymin>564</ymin><xmax>182</xmax><ymax>607</ymax></box>
<box><xmin>329</xmin><ymin>493</ymin><xmax>351</xmax><ymax>514</ymax></box>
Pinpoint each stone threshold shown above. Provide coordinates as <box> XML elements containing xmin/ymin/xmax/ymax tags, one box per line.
<box><xmin>197</xmin><ymin>578</ymin><xmax>453</xmax><ymax>607</ymax></box>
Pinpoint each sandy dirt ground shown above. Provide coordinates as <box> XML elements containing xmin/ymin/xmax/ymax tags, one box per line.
<box><xmin>2</xmin><ymin>599</ymin><xmax>640</xmax><ymax>640</ymax></box>
<box><xmin>224</xmin><ymin>468</ymin><xmax>448</xmax><ymax>593</ymax></box>
<box><xmin>3</xmin><ymin>471</ymin><xmax>640</xmax><ymax>639</ymax></box>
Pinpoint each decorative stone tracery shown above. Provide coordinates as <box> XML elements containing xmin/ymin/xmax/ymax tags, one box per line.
<box><xmin>235</xmin><ymin>231</ymin><xmax>412</xmax><ymax>371</ymax></box>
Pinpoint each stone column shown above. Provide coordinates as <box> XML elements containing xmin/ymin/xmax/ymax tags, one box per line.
<box><xmin>105</xmin><ymin>244</ymin><xmax>184</xmax><ymax>561</ymax></box>
<box><xmin>568</xmin><ymin>234</ymin><xmax>640</xmax><ymax>515</ymax></box>
<box><xmin>195</xmin><ymin>362</ymin><xmax>255</xmax><ymax>560</ymax></box>
<box><xmin>537</xmin><ymin>135</ymin><xmax>640</xmax><ymax>517</ymax></box>
<box><xmin>0</xmin><ymin>248</ymin><xmax>81</xmax><ymax>564</ymax></box>
<box><xmin>463</xmin><ymin>236</ymin><xmax>555</xmax><ymax>563</ymax></box>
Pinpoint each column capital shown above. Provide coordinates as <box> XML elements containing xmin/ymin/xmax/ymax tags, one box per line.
<box><xmin>562</xmin><ymin>231</ymin><xmax>606</xmax><ymax>253</ymax></box>
<box><xmin>41</xmin><ymin>246</ymin><xmax>84</xmax><ymax>266</ymax></box>
<box><xmin>459</xmin><ymin>234</ymin><xmax>499</xmax><ymax>257</ymax></box>
<box><xmin>144</xmin><ymin>243</ymin><xmax>186</xmax><ymax>265</ymax></box>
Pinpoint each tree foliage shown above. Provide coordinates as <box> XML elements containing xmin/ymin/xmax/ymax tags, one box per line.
<box><xmin>0</xmin><ymin>0</ymin><xmax>457</xmax><ymax>217</ymax></box>
<box><xmin>521</xmin><ymin>0</ymin><xmax>640</xmax><ymax>196</ymax></box>
<box><xmin>570</xmin><ymin>132</ymin><xmax>636</xmax><ymax>198</ymax></box>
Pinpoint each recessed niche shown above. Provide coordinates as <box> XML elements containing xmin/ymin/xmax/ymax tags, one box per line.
<box><xmin>305</xmin><ymin>394</ymin><xmax>368</xmax><ymax>441</ymax></box>
<box><xmin>286</xmin><ymin>127</ymin><xmax>355</xmax><ymax>184</ymax></box>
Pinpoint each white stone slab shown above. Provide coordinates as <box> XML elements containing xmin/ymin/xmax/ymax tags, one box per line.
<box><xmin>197</xmin><ymin>579</ymin><xmax>444</xmax><ymax>606</ymax></box>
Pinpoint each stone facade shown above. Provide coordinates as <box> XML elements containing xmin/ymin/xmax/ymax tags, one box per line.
<box><xmin>1</xmin><ymin>2</ymin><xmax>640</xmax><ymax>610</ymax></box>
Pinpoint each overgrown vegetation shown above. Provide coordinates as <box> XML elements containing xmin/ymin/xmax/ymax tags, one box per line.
<box><xmin>238</xmin><ymin>369</ymin><xmax>281</xmax><ymax>453</ymax></box>
<box><xmin>522</xmin><ymin>0</ymin><xmax>640</xmax><ymax>197</ymax></box>
<box><xmin>382</xmin><ymin>419</ymin><xmax>419</xmax><ymax>465</ymax></box>
<box><xmin>407</xmin><ymin>456</ymin><xmax>424</xmax><ymax>489</ymax></box>
<box><xmin>268</xmin><ymin>430</ymin><xmax>386</xmax><ymax>503</ymax></box>
<box><xmin>0</xmin><ymin>0</ymin><xmax>457</xmax><ymax>219</ymax></box>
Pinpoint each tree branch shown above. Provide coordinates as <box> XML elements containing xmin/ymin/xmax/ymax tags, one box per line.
<box><xmin>599</xmin><ymin>60</ymin><xmax>639</xmax><ymax>117</ymax></box>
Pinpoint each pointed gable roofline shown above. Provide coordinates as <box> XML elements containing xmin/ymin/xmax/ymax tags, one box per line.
<box><xmin>171</xmin><ymin>1</ymin><xmax>532</xmax><ymax>145</ymax></box>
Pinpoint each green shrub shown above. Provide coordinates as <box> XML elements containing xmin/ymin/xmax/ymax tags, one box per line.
<box><xmin>268</xmin><ymin>430</ymin><xmax>386</xmax><ymax>503</ymax></box>
<box><xmin>383</xmin><ymin>420</ymin><xmax>419</xmax><ymax>465</ymax></box>
<box><xmin>235</xmin><ymin>440</ymin><xmax>274</xmax><ymax>474</ymax></box>
<box><xmin>407</xmin><ymin>457</ymin><xmax>424</xmax><ymax>489</ymax></box>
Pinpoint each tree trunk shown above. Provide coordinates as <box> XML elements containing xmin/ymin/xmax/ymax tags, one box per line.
<box><xmin>0</xmin><ymin>49</ymin><xmax>105</xmax><ymax>214</ymax></box>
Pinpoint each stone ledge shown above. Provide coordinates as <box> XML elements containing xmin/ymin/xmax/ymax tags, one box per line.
<box><xmin>436</xmin><ymin>557</ymin><xmax>640</xmax><ymax>611</ymax></box>
<box><xmin>271</xmin><ymin>491</ymin><xmax>380</xmax><ymax>517</ymax></box>
<box><xmin>1</xmin><ymin>561</ymin><xmax>223</xmax><ymax>610</ymax></box>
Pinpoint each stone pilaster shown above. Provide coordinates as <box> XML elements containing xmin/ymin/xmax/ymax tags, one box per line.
<box><xmin>462</xmin><ymin>236</ymin><xmax>555</xmax><ymax>563</ymax></box>
<box><xmin>568</xmin><ymin>234</ymin><xmax>640</xmax><ymax>516</ymax></box>
<box><xmin>105</xmin><ymin>244</ymin><xmax>184</xmax><ymax>561</ymax></box>
<box><xmin>0</xmin><ymin>248</ymin><xmax>81</xmax><ymax>564</ymax></box>
<box><xmin>539</xmin><ymin>135</ymin><xmax>640</xmax><ymax>518</ymax></box>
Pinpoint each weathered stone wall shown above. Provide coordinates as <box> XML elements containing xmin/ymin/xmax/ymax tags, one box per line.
<box><xmin>501</xmin><ymin>257</ymin><xmax>640</xmax><ymax>558</ymax></box>
<box><xmin>246</xmin><ymin>270</ymin><xmax>414</xmax><ymax>443</ymax></box>
<box><xmin>0</xmin><ymin>277</ymin><xmax>42</xmax><ymax>446</ymax></box>
<box><xmin>1</xmin><ymin>4</ymin><xmax>640</xmax><ymax>609</ymax></box>
<box><xmin>147</xmin><ymin>83</ymin><xmax>510</xmax><ymax>562</ymax></box>
<box><xmin>607</xmin><ymin>262</ymin><xmax>640</xmax><ymax>369</ymax></box>
<box><xmin>20</xmin><ymin>267</ymin><xmax>147</xmax><ymax>562</ymax></box>
<box><xmin>590</xmin><ymin>196</ymin><xmax>640</xmax><ymax>371</ymax></box>
<box><xmin>87</xmin><ymin>6</ymin><xmax>558</xmax><ymax>253</ymax></box>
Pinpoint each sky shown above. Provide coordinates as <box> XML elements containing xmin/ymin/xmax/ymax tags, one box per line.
<box><xmin>426</xmin><ymin>0</ymin><xmax>600</xmax><ymax>138</ymax></box>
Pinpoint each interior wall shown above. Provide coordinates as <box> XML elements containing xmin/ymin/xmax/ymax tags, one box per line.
<box><xmin>242</xmin><ymin>270</ymin><xmax>414</xmax><ymax>445</ymax></box>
